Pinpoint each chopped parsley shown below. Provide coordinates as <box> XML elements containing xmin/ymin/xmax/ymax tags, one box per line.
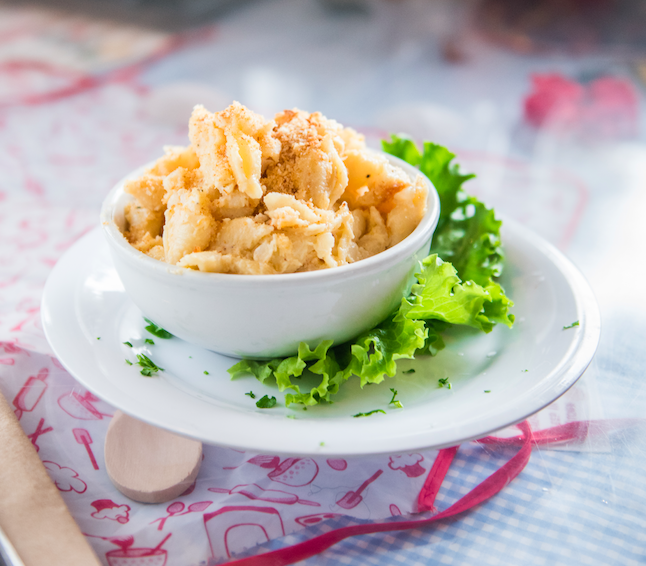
<box><xmin>96</xmin><ymin>337</ymin><xmax>101</xmax><ymax>340</ymax></box>
<box><xmin>123</xmin><ymin>341</ymin><xmax>133</xmax><ymax>348</ymax></box>
<box><xmin>484</xmin><ymin>390</ymin><xmax>491</xmax><ymax>393</ymax></box>
<box><xmin>256</xmin><ymin>395</ymin><xmax>277</xmax><ymax>409</ymax></box>
<box><xmin>353</xmin><ymin>409</ymin><xmax>386</xmax><ymax>418</ymax></box>
<box><xmin>438</xmin><ymin>377</ymin><xmax>452</xmax><ymax>390</ymax></box>
<box><xmin>389</xmin><ymin>388</ymin><xmax>403</xmax><ymax>409</ymax></box>
<box><xmin>320</xmin><ymin>441</ymin><xmax>325</xmax><ymax>446</ymax></box>
<box><xmin>143</xmin><ymin>317</ymin><xmax>173</xmax><ymax>339</ymax></box>
<box><xmin>522</xmin><ymin>369</ymin><xmax>528</xmax><ymax>372</ymax></box>
<box><xmin>563</xmin><ymin>320</ymin><xmax>580</xmax><ymax>330</ymax></box>
<box><xmin>245</xmin><ymin>391</ymin><xmax>256</xmax><ymax>399</ymax></box>
<box><xmin>136</xmin><ymin>353</ymin><xmax>164</xmax><ymax>377</ymax></box>
<box><xmin>125</xmin><ymin>359</ymin><xmax>133</xmax><ymax>366</ymax></box>
<box><xmin>144</xmin><ymin>338</ymin><xmax>155</xmax><ymax>345</ymax></box>
<box><xmin>287</xmin><ymin>414</ymin><xmax>296</xmax><ymax>419</ymax></box>
<box><xmin>402</xmin><ymin>369</ymin><xmax>416</xmax><ymax>374</ymax></box>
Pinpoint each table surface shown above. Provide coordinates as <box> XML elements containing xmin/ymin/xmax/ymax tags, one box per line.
<box><xmin>0</xmin><ymin>1</ymin><xmax>645</xmax><ymax>565</ymax></box>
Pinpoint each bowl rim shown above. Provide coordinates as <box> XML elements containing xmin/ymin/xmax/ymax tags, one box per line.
<box><xmin>100</xmin><ymin>150</ymin><xmax>441</xmax><ymax>285</ymax></box>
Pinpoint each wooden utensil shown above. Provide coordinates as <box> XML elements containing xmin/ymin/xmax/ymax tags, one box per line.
<box><xmin>104</xmin><ymin>410</ymin><xmax>203</xmax><ymax>504</ymax></box>
<box><xmin>0</xmin><ymin>389</ymin><xmax>101</xmax><ymax>566</ymax></box>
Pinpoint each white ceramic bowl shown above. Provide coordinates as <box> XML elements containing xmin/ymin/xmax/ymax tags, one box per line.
<box><xmin>100</xmin><ymin>153</ymin><xmax>440</xmax><ymax>359</ymax></box>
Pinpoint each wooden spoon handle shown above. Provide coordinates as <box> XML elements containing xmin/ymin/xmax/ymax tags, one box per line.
<box><xmin>0</xmin><ymin>390</ymin><xmax>101</xmax><ymax>566</ymax></box>
<box><xmin>104</xmin><ymin>410</ymin><xmax>203</xmax><ymax>504</ymax></box>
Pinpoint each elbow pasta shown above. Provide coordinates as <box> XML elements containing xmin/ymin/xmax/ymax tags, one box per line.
<box><xmin>122</xmin><ymin>102</ymin><xmax>427</xmax><ymax>274</ymax></box>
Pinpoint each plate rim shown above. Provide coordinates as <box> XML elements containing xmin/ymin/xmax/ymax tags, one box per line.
<box><xmin>41</xmin><ymin>219</ymin><xmax>601</xmax><ymax>456</ymax></box>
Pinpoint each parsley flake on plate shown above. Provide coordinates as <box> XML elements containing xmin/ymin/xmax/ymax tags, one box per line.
<box><xmin>245</xmin><ymin>391</ymin><xmax>256</xmax><ymax>399</ymax></box>
<box><xmin>143</xmin><ymin>317</ymin><xmax>173</xmax><ymax>339</ymax></box>
<box><xmin>144</xmin><ymin>338</ymin><xmax>155</xmax><ymax>345</ymax></box>
<box><xmin>438</xmin><ymin>377</ymin><xmax>452</xmax><ymax>389</ymax></box>
<box><xmin>123</xmin><ymin>341</ymin><xmax>133</xmax><ymax>348</ymax></box>
<box><xmin>256</xmin><ymin>395</ymin><xmax>277</xmax><ymax>408</ymax></box>
<box><xmin>136</xmin><ymin>353</ymin><xmax>164</xmax><ymax>377</ymax></box>
<box><xmin>389</xmin><ymin>388</ymin><xmax>403</xmax><ymax>409</ymax></box>
<box><xmin>563</xmin><ymin>320</ymin><xmax>580</xmax><ymax>330</ymax></box>
<box><xmin>353</xmin><ymin>409</ymin><xmax>386</xmax><ymax>418</ymax></box>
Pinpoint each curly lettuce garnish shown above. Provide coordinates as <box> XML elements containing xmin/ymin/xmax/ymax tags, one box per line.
<box><xmin>384</xmin><ymin>136</ymin><xmax>513</xmax><ymax>328</ymax></box>
<box><xmin>228</xmin><ymin>137</ymin><xmax>514</xmax><ymax>406</ymax></box>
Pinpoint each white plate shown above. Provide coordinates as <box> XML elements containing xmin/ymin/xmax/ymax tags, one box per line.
<box><xmin>41</xmin><ymin>220</ymin><xmax>600</xmax><ymax>456</ymax></box>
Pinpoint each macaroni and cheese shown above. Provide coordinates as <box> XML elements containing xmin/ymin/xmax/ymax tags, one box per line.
<box><xmin>122</xmin><ymin>102</ymin><xmax>427</xmax><ymax>274</ymax></box>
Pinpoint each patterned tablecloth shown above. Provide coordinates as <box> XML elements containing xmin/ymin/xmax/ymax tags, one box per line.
<box><xmin>1</xmin><ymin>1</ymin><xmax>645</xmax><ymax>565</ymax></box>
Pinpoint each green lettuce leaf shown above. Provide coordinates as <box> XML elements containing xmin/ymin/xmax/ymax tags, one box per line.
<box><xmin>228</xmin><ymin>136</ymin><xmax>514</xmax><ymax>405</ymax></box>
<box><xmin>407</xmin><ymin>254</ymin><xmax>497</xmax><ymax>333</ymax></box>
<box><xmin>407</xmin><ymin>138</ymin><xmax>514</xmax><ymax>328</ymax></box>
<box><xmin>229</xmin><ymin>254</ymin><xmax>506</xmax><ymax>406</ymax></box>
<box><xmin>343</xmin><ymin>299</ymin><xmax>427</xmax><ymax>387</ymax></box>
